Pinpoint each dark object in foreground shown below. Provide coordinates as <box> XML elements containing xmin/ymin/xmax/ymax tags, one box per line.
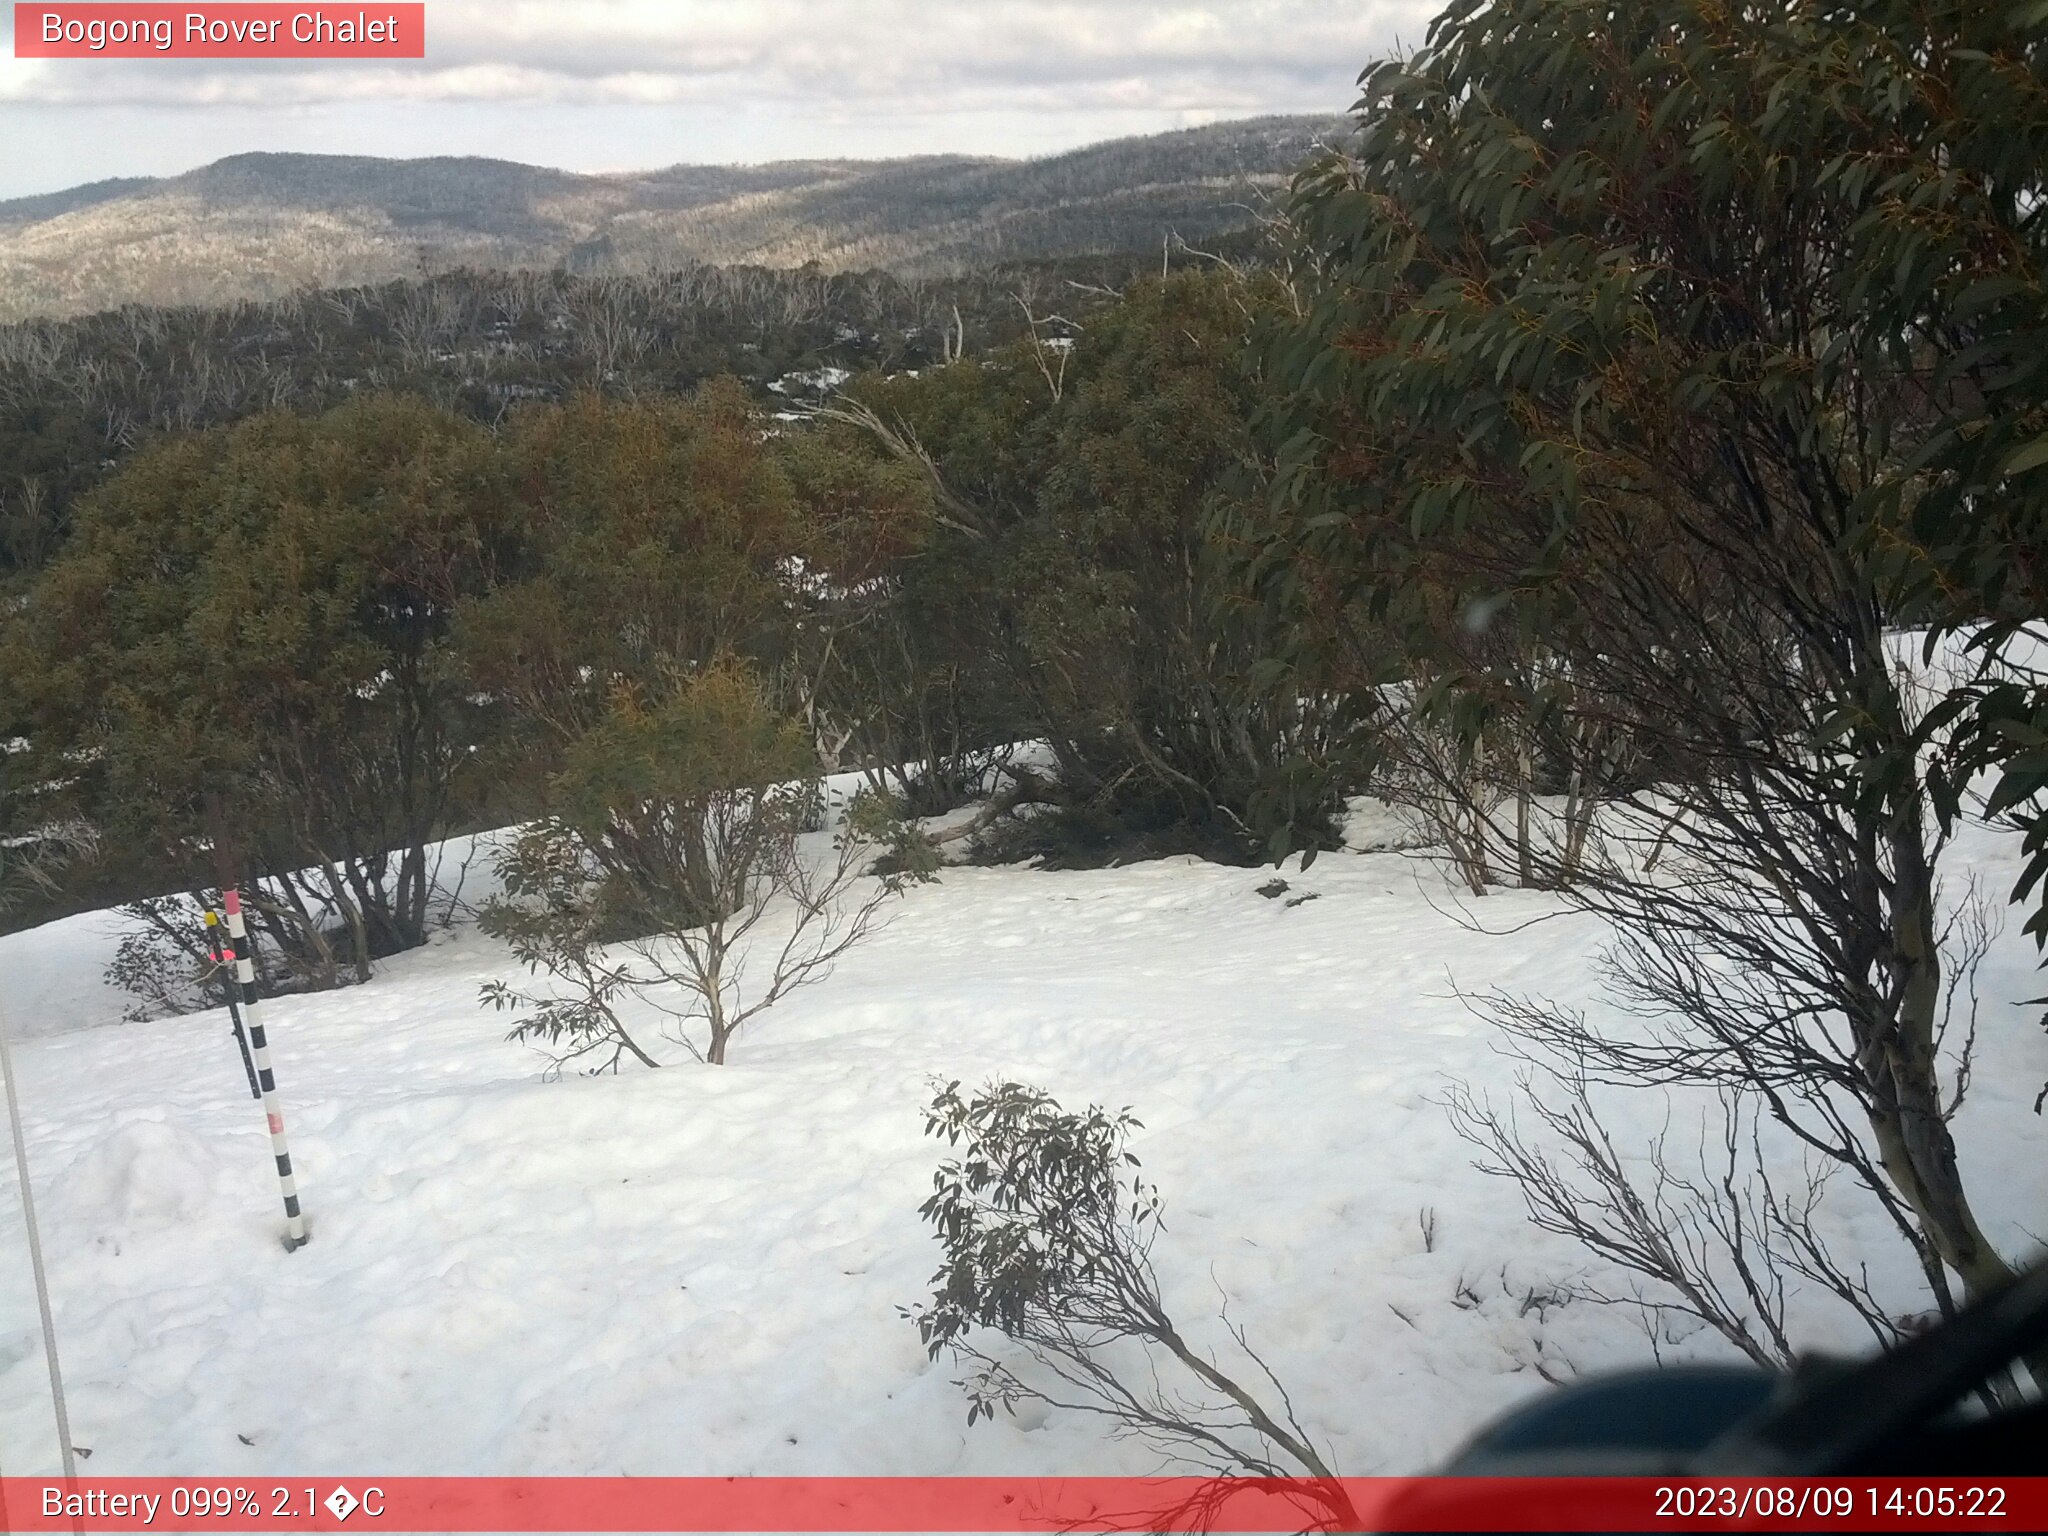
<box><xmin>1404</xmin><ymin>1262</ymin><xmax>2046</xmax><ymax>1510</ymax></box>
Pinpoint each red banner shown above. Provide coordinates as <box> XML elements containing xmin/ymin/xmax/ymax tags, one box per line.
<box><xmin>13</xmin><ymin>5</ymin><xmax>425</xmax><ymax>58</ymax></box>
<box><xmin>0</xmin><ymin>1477</ymin><xmax>2041</xmax><ymax>1532</ymax></box>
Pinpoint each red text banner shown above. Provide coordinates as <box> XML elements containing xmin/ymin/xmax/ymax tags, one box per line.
<box><xmin>0</xmin><ymin>1476</ymin><xmax>2041</xmax><ymax>1532</ymax></box>
<box><xmin>13</xmin><ymin>5</ymin><xmax>425</xmax><ymax>58</ymax></box>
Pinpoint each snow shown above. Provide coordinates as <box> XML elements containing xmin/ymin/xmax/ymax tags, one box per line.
<box><xmin>1</xmin><ymin>798</ymin><xmax>2043</xmax><ymax>1478</ymax></box>
<box><xmin>767</xmin><ymin>367</ymin><xmax>853</xmax><ymax>398</ymax></box>
<box><xmin>1</xmin><ymin>905</ymin><xmax>137</xmax><ymax>1043</ymax></box>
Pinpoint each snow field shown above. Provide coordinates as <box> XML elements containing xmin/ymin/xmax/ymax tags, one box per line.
<box><xmin>1</xmin><ymin>805</ymin><xmax>2042</xmax><ymax>1477</ymax></box>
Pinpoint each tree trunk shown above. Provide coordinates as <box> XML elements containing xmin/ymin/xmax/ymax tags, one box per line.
<box><xmin>318</xmin><ymin>855</ymin><xmax>374</xmax><ymax>986</ymax></box>
<box><xmin>703</xmin><ymin>942</ymin><xmax>730</xmax><ymax>1065</ymax></box>
<box><xmin>1873</xmin><ymin>809</ymin><xmax>2017</xmax><ymax>1304</ymax></box>
<box><xmin>1516</xmin><ymin>738</ymin><xmax>1534</xmax><ymax>888</ymax></box>
<box><xmin>399</xmin><ymin>841</ymin><xmax>430</xmax><ymax>946</ymax></box>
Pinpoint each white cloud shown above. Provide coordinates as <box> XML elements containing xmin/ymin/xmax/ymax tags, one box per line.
<box><xmin>0</xmin><ymin>1</ymin><xmax>1434</xmax><ymax>196</ymax></box>
<box><xmin>3</xmin><ymin>2</ymin><xmax>1428</xmax><ymax>108</ymax></box>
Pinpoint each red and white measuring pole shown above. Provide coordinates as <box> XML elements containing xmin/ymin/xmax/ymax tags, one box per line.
<box><xmin>219</xmin><ymin>888</ymin><xmax>309</xmax><ymax>1252</ymax></box>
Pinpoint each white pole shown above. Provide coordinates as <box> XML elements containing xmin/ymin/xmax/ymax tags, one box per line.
<box><xmin>0</xmin><ymin>993</ymin><xmax>77</xmax><ymax>1481</ymax></box>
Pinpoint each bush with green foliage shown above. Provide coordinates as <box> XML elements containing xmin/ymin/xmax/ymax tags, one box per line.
<box><xmin>482</xmin><ymin>663</ymin><xmax>901</xmax><ymax>1067</ymax></box>
<box><xmin>837</xmin><ymin>270</ymin><xmax>1364</xmax><ymax>865</ymax></box>
<box><xmin>909</xmin><ymin>1079</ymin><xmax>1350</xmax><ymax>1510</ymax></box>
<box><xmin>457</xmin><ymin>389</ymin><xmax>908</xmax><ymax>1065</ymax></box>
<box><xmin>4</xmin><ymin>392</ymin><xmax>511</xmax><ymax>982</ymax></box>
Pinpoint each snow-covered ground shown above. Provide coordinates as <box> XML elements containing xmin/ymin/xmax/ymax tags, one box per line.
<box><xmin>0</xmin><ymin>802</ymin><xmax>2042</xmax><ymax>1477</ymax></box>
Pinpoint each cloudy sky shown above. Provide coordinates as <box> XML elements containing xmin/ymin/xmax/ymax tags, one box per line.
<box><xmin>0</xmin><ymin>2</ymin><xmax>1435</xmax><ymax>198</ymax></box>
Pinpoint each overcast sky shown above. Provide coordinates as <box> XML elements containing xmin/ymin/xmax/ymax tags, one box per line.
<box><xmin>0</xmin><ymin>2</ymin><xmax>1435</xmax><ymax>199</ymax></box>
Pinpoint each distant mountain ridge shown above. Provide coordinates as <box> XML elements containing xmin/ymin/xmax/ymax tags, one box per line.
<box><xmin>0</xmin><ymin>116</ymin><xmax>1345</xmax><ymax>320</ymax></box>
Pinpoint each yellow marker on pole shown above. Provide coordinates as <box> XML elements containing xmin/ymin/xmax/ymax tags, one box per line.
<box><xmin>204</xmin><ymin>909</ymin><xmax>261</xmax><ymax>1099</ymax></box>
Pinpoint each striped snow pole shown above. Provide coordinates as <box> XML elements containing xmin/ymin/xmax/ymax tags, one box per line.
<box><xmin>220</xmin><ymin>888</ymin><xmax>309</xmax><ymax>1251</ymax></box>
<box><xmin>204</xmin><ymin>909</ymin><xmax>262</xmax><ymax>1100</ymax></box>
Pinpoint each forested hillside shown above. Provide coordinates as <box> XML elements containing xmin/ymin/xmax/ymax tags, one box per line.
<box><xmin>0</xmin><ymin>116</ymin><xmax>1340</xmax><ymax>320</ymax></box>
<box><xmin>0</xmin><ymin>250</ymin><xmax>1182</xmax><ymax>592</ymax></box>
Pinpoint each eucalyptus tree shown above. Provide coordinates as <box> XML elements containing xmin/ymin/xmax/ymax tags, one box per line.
<box><xmin>1258</xmin><ymin>0</ymin><xmax>2045</xmax><ymax>1335</ymax></box>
